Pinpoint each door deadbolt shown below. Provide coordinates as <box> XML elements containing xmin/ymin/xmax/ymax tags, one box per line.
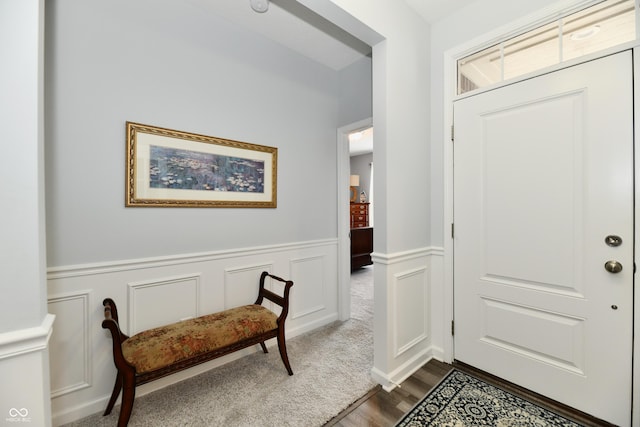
<box><xmin>604</xmin><ymin>260</ymin><xmax>623</xmax><ymax>273</ymax></box>
<box><xmin>605</xmin><ymin>235</ymin><xmax>623</xmax><ymax>247</ymax></box>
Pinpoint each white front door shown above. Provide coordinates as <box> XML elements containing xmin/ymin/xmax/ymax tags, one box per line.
<box><xmin>453</xmin><ymin>51</ymin><xmax>633</xmax><ymax>426</ymax></box>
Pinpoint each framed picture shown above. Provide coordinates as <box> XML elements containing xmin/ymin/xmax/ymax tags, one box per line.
<box><xmin>126</xmin><ymin>122</ymin><xmax>277</xmax><ymax>208</ymax></box>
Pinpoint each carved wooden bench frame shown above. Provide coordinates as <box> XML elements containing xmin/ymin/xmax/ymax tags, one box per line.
<box><xmin>101</xmin><ymin>271</ymin><xmax>293</xmax><ymax>426</ymax></box>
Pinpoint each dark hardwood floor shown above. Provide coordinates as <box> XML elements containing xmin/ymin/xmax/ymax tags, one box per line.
<box><xmin>324</xmin><ymin>359</ymin><xmax>614</xmax><ymax>427</ymax></box>
<box><xmin>324</xmin><ymin>359</ymin><xmax>451</xmax><ymax>427</ymax></box>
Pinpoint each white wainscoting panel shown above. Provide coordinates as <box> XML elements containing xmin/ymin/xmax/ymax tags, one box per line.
<box><xmin>128</xmin><ymin>274</ymin><xmax>201</xmax><ymax>334</ymax></box>
<box><xmin>393</xmin><ymin>267</ymin><xmax>428</xmax><ymax>357</ymax></box>
<box><xmin>290</xmin><ymin>255</ymin><xmax>326</xmax><ymax>320</ymax></box>
<box><xmin>48</xmin><ymin>291</ymin><xmax>91</xmax><ymax>397</ymax></box>
<box><xmin>371</xmin><ymin>248</ymin><xmax>434</xmax><ymax>392</ymax></box>
<box><xmin>224</xmin><ymin>264</ymin><xmax>273</xmax><ymax>309</ymax></box>
<box><xmin>47</xmin><ymin>239</ymin><xmax>338</xmax><ymax>426</ymax></box>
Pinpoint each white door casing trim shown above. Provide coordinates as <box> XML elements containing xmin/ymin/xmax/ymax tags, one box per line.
<box><xmin>442</xmin><ymin>1</ymin><xmax>639</xmax><ymax>424</ymax></box>
<box><xmin>633</xmin><ymin>46</ymin><xmax>640</xmax><ymax>427</ymax></box>
<box><xmin>337</xmin><ymin>117</ymin><xmax>372</xmax><ymax>321</ymax></box>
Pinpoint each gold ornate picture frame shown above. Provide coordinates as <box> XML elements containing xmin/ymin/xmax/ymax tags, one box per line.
<box><xmin>126</xmin><ymin>122</ymin><xmax>277</xmax><ymax>208</ymax></box>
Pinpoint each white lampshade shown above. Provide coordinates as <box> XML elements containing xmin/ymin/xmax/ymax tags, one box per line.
<box><xmin>350</xmin><ymin>175</ymin><xmax>360</xmax><ymax>186</ymax></box>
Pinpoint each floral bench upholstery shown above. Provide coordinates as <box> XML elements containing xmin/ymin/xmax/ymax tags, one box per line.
<box><xmin>102</xmin><ymin>271</ymin><xmax>293</xmax><ymax>427</ymax></box>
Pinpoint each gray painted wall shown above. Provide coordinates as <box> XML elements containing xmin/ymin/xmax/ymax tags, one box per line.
<box><xmin>339</xmin><ymin>56</ymin><xmax>372</xmax><ymax>127</ymax></box>
<box><xmin>44</xmin><ymin>0</ymin><xmax>372</xmax><ymax>266</ymax></box>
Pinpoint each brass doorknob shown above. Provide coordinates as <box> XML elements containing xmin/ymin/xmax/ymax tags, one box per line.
<box><xmin>604</xmin><ymin>260</ymin><xmax>623</xmax><ymax>273</ymax></box>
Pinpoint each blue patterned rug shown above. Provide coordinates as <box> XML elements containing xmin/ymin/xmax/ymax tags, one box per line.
<box><xmin>396</xmin><ymin>369</ymin><xmax>584</xmax><ymax>426</ymax></box>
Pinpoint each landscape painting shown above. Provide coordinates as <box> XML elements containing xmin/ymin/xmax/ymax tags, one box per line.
<box><xmin>149</xmin><ymin>146</ymin><xmax>265</xmax><ymax>193</ymax></box>
<box><xmin>126</xmin><ymin>122</ymin><xmax>277</xmax><ymax>207</ymax></box>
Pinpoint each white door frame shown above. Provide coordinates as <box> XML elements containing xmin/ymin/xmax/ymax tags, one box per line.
<box><xmin>337</xmin><ymin>117</ymin><xmax>373</xmax><ymax>321</ymax></box>
<box><xmin>442</xmin><ymin>1</ymin><xmax>639</xmax><ymax>424</ymax></box>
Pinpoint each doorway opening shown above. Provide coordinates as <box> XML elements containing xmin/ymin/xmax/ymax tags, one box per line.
<box><xmin>349</xmin><ymin>126</ymin><xmax>374</xmax><ymax>274</ymax></box>
<box><xmin>348</xmin><ymin>126</ymin><xmax>374</xmax><ymax>324</ymax></box>
<box><xmin>337</xmin><ymin>118</ymin><xmax>372</xmax><ymax>321</ymax></box>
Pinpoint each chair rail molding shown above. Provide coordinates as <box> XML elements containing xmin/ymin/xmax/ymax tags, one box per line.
<box><xmin>47</xmin><ymin>238</ymin><xmax>337</xmax><ymax>279</ymax></box>
<box><xmin>0</xmin><ymin>313</ymin><xmax>55</xmax><ymax>360</ymax></box>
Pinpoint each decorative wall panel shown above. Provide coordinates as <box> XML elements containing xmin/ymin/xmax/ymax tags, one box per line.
<box><xmin>393</xmin><ymin>267</ymin><xmax>428</xmax><ymax>356</ymax></box>
<box><xmin>128</xmin><ymin>274</ymin><xmax>201</xmax><ymax>334</ymax></box>
<box><xmin>290</xmin><ymin>255</ymin><xmax>326</xmax><ymax>319</ymax></box>
<box><xmin>224</xmin><ymin>264</ymin><xmax>273</xmax><ymax>309</ymax></box>
<box><xmin>48</xmin><ymin>291</ymin><xmax>91</xmax><ymax>397</ymax></box>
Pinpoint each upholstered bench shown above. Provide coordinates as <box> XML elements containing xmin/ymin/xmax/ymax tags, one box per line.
<box><xmin>101</xmin><ymin>271</ymin><xmax>293</xmax><ymax>427</ymax></box>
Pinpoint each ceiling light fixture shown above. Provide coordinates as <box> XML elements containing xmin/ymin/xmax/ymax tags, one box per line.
<box><xmin>250</xmin><ymin>0</ymin><xmax>269</xmax><ymax>13</ymax></box>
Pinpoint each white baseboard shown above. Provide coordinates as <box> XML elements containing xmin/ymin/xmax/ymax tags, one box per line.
<box><xmin>52</xmin><ymin>395</ymin><xmax>109</xmax><ymax>427</ymax></box>
<box><xmin>429</xmin><ymin>345</ymin><xmax>445</xmax><ymax>362</ymax></box>
<box><xmin>287</xmin><ymin>312</ymin><xmax>339</xmax><ymax>337</ymax></box>
<box><xmin>371</xmin><ymin>346</ymin><xmax>437</xmax><ymax>392</ymax></box>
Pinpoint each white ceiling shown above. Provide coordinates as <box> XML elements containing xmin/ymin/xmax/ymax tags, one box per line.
<box><xmin>405</xmin><ymin>0</ymin><xmax>479</xmax><ymax>24</ymax></box>
<box><xmin>349</xmin><ymin>127</ymin><xmax>374</xmax><ymax>157</ymax></box>
<box><xmin>189</xmin><ymin>0</ymin><xmax>478</xmax><ymax>71</ymax></box>
<box><xmin>186</xmin><ymin>0</ymin><xmax>370</xmax><ymax>70</ymax></box>
<box><xmin>192</xmin><ymin>0</ymin><xmax>478</xmax><ymax>155</ymax></box>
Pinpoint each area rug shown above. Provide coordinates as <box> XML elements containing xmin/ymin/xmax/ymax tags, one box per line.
<box><xmin>63</xmin><ymin>267</ymin><xmax>376</xmax><ymax>427</ymax></box>
<box><xmin>396</xmin><ymin>369</ymin><xmax>583</xmax><ymax>426</ymax></box>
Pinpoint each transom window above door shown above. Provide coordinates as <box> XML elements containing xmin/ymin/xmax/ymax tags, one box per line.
<box><xmin>457</xmin><ymin>0</ymin><xmax>636</xmax><ymax>94</ymax></box>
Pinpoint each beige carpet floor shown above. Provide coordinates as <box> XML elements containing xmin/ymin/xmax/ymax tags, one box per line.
<box><xmin>64</xmin><ymin>266</ymin><xmax>375</xmax><ymax>427</ymax></box>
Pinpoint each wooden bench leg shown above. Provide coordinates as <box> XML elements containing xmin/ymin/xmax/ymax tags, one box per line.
<box><xmin>117</xmin><ymin>373</ymin><xmax>136</xmax><ymax>427</ymax></box>
<box><xmin>277</xmin><ymin>329</ymin><xmax>293</xmax><ymax>376</ymax></box>
<box><xmin>103</xmin><ymin>371</ymin><xmax>123</xmax><ymax>416</ymax></box>
<box><xmin>259</xmin><ymin>342</ymin><xmax>268</xmax><ymax>353</ymax></box>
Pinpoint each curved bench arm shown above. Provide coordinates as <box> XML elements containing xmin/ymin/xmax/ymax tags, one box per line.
<box><xmin>102</xmin><ymin>299</ymin><xmax>135</xmax><ymax>372</ymax></box>
<box><xmin>255</xmin><ymin>271</ymin><xmax>294</xmax><ymax>324</ymax></box>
